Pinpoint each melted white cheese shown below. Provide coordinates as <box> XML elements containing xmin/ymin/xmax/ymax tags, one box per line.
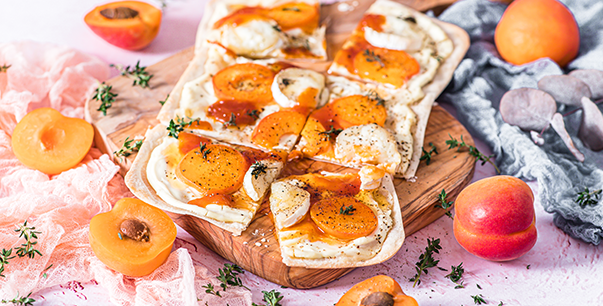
<box><xmin>335</xmin><ymin>124</ymin><xmax>402</xmax><ymax>174</ymax></box>
<box><xmin>271</xmin><ymin>68</ymin><xmax>326</xmax><ymax>109</ymax></box>
<box><xmin>243</xmin><ymin>159</ymin><xmax>283</xmax><ymax>202</ymax></box>
<box><xmin>220</xmin><ymin>20</ymin><xmax>284</xmax><ymax>58</ymax></box>
<box><xmin>270</xmin><ymin>181</ymin><xmax>311</xmax><ymax>230</ymax></box>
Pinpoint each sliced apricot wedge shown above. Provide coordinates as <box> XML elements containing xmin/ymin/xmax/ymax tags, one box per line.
<box><xmin>353</xmin><ymin>47</ymin><xmax>420</xmax><ymax>88</ymax></box>
<box><xmin>84</xmin><ymin>1</ymin><xmax>162</xmax><ymax>50</ymax></box>
<box><xmin>336</xmin><ymin>275</ymin><xmax>419</xmax><ymax>306</ymax></box>
<box><xmin>251</xmin><ymin>110</ymin><xmax>306</xmax><ymax>149</ymax></box>
<box><xmin>11</xmin><ymin>107</ymin><xmax>94</xmax><ymax>175</ymax></box>
<box><xmin>300</xmin><ymin>118</ymin><xmax>331</xmax><ymax>157</ymax></box>
<box><xmin>331</xmin><ymin>94</ymin><xmax>387</xmax><ymax>129</ymax></box>
<box><xmin>212</xmin><ymin>63</ymin><xmax>275</xmax><ymax>104</ymax></box>
<box><xmin>89</xmin><ymin>198</ymin><xmax>177</xmax><ymax>277</ymax></box>
<box><xmin>267</xmin><ymin>2</ymin><xmax>319</xmax><ymax>33</ymax></box>
<box><xmin>310</xmin><ymin>196</ymin><xmax>378</xmax><ymax>240</ymax></box>
<box><xmin>206</xmin><ymin>100</ymin><xmax>260</xmax><ymax>126</ymax></box>
<box><xmin>177</xmin><ymin>132</ymin><xmax>211</xmax><ymax>155</ymax></box>
<box><xmin>176</xmin><ymin>144</ymin><xmax>248</xmax><ymax>195</ymax></box>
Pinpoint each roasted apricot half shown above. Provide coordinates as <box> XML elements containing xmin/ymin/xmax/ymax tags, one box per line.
<box><xmin>11</xmin><ymin>108</ymin><xmax>93</xmax><ymax>175</ymax></box>
<box><xmin>89</xmin><ymin>198</ymin><xmax>177</xmax><ymax>277</ymax></box>
<box><xmin>354</xmin><ymin>47</ymin><xmax>420</xmax><ymax>88</ymax></box>
<box><xmin>336</xmin><ymin>275</ymin><xmax>419</xmax><ymax>306</ymax></box>
<box><xmin>176</xmin><ymin>144</ymin><xmax>248</xmax><ymax>195</ymax></box>
<box><xmin>84</xmin><ymin>1</ymin><xmax>162</xmax><ymax>50</ymax></box>
<box><xmin>331</xmin><ymin>94</ymin><xmax>387</xmax><ymax>129</ymax></box>
<box><xmin>299</xmin><ymin>118</ymin><xmax>331</xmax><ymax>157</ymax></box>
<box><xmin>310</xmin><ymin>196</ymin><xmax>377</xmax><ymax>240</ymax></box>
<box><xmin>250</xmin><ymin>110</ymin><xmax>306</xmax><ymax>149</ymax></box>
<box><xmin>212</xmin><ymin>63</ymin><xmax>275</xmax><ymax>105</ymax></box>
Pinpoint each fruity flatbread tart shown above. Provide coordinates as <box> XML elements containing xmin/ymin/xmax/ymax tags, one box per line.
<box><xmin>126</xmin><ymin>125</ymin><xmax>284</xmax><ymax>235</ymax></box>
<box><xmin>270</xmin><ymin>166</ymin><xmax>405</xmax><ymax>268</ymax></box>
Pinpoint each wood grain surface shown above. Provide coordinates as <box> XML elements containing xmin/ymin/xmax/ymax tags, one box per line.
<box><xmin>85</xmin><ymin>0</ymin><xmax>469</xmax><ymax>289</ymax></box>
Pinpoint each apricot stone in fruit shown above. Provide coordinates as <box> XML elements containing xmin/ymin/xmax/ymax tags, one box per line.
<box><xmin>453</xmin><ymin>176</ymin><xmax>537</xmax><ymax>261</ymax></box>
<box><xmin>11</xmin><ymin>108</ymin><xmax>94</xmax><ymax>175</ymax></box>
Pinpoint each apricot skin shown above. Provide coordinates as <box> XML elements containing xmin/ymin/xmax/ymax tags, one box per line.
<box><xmin>11</xmin><ymin>108</ymin><xmax>94</xmax><ymax>175</ymax></box>
<box><xmin>453</xmin><ymin>176</ymin><xmax>537</xmax><ymax>261</ymax></box>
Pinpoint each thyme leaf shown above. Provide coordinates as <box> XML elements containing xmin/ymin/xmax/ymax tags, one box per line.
<box><xmin>159</xmin><ymin>94</ymin><xmax>169</xmax><ymax>106</ymax></box>
<box><xmin>251</xmin><ymin>161</ymin><xmax>268</xmax><ymax>179</ymax></box>
<box><xmin>110</xmin><ymin>60</ymin><xmax>153</xmax><ymax>88</ymax></box>
<box><xmin>575</xmin><ymin>187</ymin><xmax>602</xmax><ymax>208</ymax></box>
<box><xmin>340</xmin><ymin>204</ymin><xmax>356</xmax><ymax>215</ymax></box>
<box><xmin>472</xmin><ymin>294</ymin><xmax>487</xmax><ymax>305</ymax></box>
<box><xmin>445</xmin><ymin>262</ymin><xmax>465</xmax><ymax>288</ymax></box>
<box><xmin>253</xmin><ymin>290</ymin><xmax>284</xmax><ymax>306</ymax></box>
<box><xmin>92</xmin><ymin>82</ymin><xmax>117</xmax><ymax>116</ymax></box>
<box><xmin>319</xmin><ymin>125</ymin><xmax>343</xmax><ymax>141</ymax></box>
<box><xmin>436</xmin><ymin>189</ymin><xmax>454</xmax><ymax>219</ymax></box>
<box><xmin>202</xmin><ymin>283</ymin><xmax>221</xmax><ymax>297</ymax></box>
<box><xmin>0</xmin><ymin>64</ymin><xmax>10</xmax><ymax>73</ymax></box>
<box><xmin>247</xmin><ymin>109</ymin><xmax>260</xmax><ymax>120</ymax></box>
<box><xmin>0</xmin><ymin>249</ymin><xmax>15</xmax><ymax>278</ymax></box>
<box><xmin>446</xmin><ymin>134</ymin><xmax>500</xmax><ymax>173</ymax></box>
<box><xmin>197</xmin><ymin>143</ymin><xmax>212</xmax><ymax>159</ymax></box>
<box><xmin>366</xmin><ymin>90</ymin><xmax>386</xmax><ymax>106</ymax></box>
<box><xmin>420</xmin><ymin>142</ymin><xmax>438</xmax><ymax>165</ymax></box>
<box><xmin>224</xmin><ymin>113</ymin><xmax>237</xmax><ymax>127</ymax></box>
<box><xmin>167</xmin><ymin>117</ymin><xmax>201</xmax><ymax>138</ymax></box>
<box><xmin>409</xmin><ymin>238</ymin><xmax>442</xmax><ymax>287</ymax></box>
<box><xmin>1</xmin><ymin>292</ymin><xmax>35</xmax><ymax>306</ymax></box>
<box><xmin>363</xmin><ymin>49</ymin><xmax>385</xmax><ymax>68</ymax></box>
<box><xmin>217</xmin><ymin>263</ymin><xmax>248</xmax><ymax>291</ymax></box>
<box><xmin>15</xmin><ymin>221</ymin><xmax>42</xmax><ymax>259</ymax></box>
<box><xmin>113</xmin><ymin>136</ymin><xmax>143</xmax><ymax>161</ymax></box>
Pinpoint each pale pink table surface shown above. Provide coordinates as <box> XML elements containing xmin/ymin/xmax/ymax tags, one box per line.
<box><xmin>2</xmin><ymin>0</ymin><xmax>601</xmax><ymax>305</ymax></box>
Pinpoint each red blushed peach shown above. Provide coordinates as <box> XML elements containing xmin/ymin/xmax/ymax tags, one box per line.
<box><xmin>453</xmin><ymin>176</ymin><xmax>537</xmax><ymax>261</ymax></box>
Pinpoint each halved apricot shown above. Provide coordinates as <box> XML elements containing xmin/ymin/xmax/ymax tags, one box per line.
<box><xmin>178</xmin><ymin>132</ymin><xmax>211</xmax><ymax>155</ymax></box>
<box><xmin>353</xmin><ymin>47</ymin><xmax>420</xmax><ymax>88</ymax></box>
<box><xmin>84</xmin><ymin>1</ymin><xmax>162</xmax><ymax>50</ymax></box>
<box><xmin>310</xmin><ymin>196</ymin><xmax>377</xmax><ymax>240</ymax></box>
<box><xmin>299</xmin><ymin>118</ymin><xmax>331</xmax><ymax>157</ymax></box>
<box><xmin>176</xmin><ymin>144</ymin><xmax>248</xmax><ymax>195</ymax></box>
<box><xmin>331</xmin><ymin>94</ymin><xmax>387</xmax><ymax>129</ymax></box>
<box><xmin>267</xmin><ymin>2</ymin><xmax>320</xmax><ymax>33</ymax></box>
<box><xmin>206</xmin><ymin>100</ymin><xmax>260</xmax><ymax>126</ymax></box>
<box><xmin>11</xmin><ymin>108</ymin><xmax>93</xmax><ymax>175</ymax></box>
<box><xmin>89</xmin><ymin>198</ymin><xmax>177</xmax><ymax>277</ymax></box>
<box><xmin>250</xmin><ymin>110</ymin><xmax>306</xmax><ymax>149</ymax></box>
<box><xmin>212</xmin><ymin>63</ymin><xmax>275</xmax><ymax>105</ymax></box>
<box><xmin>336</xmin><ymin>275</ymin><xmax>419</xmax><ymax>306</ymax></box>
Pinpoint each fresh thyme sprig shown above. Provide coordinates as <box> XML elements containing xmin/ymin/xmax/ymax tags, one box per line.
<box><xmin>217</xmin><ymin>263</ymin><xmax>248</xmax><ymax>291</ymax></box>
<box><xmin>247</xmin><ymin>109</ymin><xmax>260</xmax><ymax>120</ymax></box>
<box><xmin>1</xmin><ymin>292</ymin><xmax>35</xmax><ymax>306</ymax></box>
<box><xmin>319</xmin><ymin>126</ymin><xmax>343</xmax><ymax>141</ymax></box>
<box><xmin>472</xmin><ymin>294</ymin><xmax>487</xmax><ymax>305</ymax></box>
<box><xmin>202</xmin><ymin>283</ymin><xmax>221</xmax><ymax>297</ymax></box>
<box><xmin>15</xmin><ymin>221</ymin><xmax>42</xmax><ymax>259</ymax></box>
<box><xmin>420</xmin><ymin>142</ymin><xmax>438</xmax><ymax>165</ymax></box>
<box><xmin>252</xmin><ymin>290</ymin><xmax>284</xmax><ymax>306</ymax></box>
<box><xmin>251</xmin><ymin>162</ymin><xmax>268</xmax><ymax>179</ymax></box>
<box><xmin>0</xmin><ymin>249</ymin><xmax>15</xmax><ymax>278</ymax></box>
<box><xmin>167</xmin><ymin>117</ymin><xmax>201</xmax><ymax>138</ymax></box>
<box><xmin>366</xmin><ymin>90</ymin><xmax>386</xmax><ymax>106</ymax></box>
<box><xmin>410</xmin><ymin>238</ymin><xmax>443</xmax><ymax>287</ymax></box>
<box><xmin>446</xmin><ymin>134</ymin><xmax>500</xmax><ymax>174</ymax></box>
<box><xmin>340</xmin><ymin>204</ymin><xmax>356</xmax><ymax>215</ymax></box>
<box><xmin>113</xmin><ymin>136</ymin><xmax>143</xmax><ymax>161</ymax></box>
<box><xmin>575</xmin><ymin>187</ymin><xmax>602</xmax><ymax>208</ymax></box>
<box><xmin>445</xmin><ymin>262</ymin><xmax>465</xmax><ymax>288</ymax></box>
<box><xmin>0</xmin><ymin>64</ymin><xmax>10</xmax><ymax>73</ymax></box>
<box><xmin>436</xmin><ymin>189</ymin><xmax>454</xmax><ymax>219</ymax></box>
<box><xmin>198</xmin><ymin>143</ymin><xmax>212</xmax><ymax>159</ymax></box>
<box><xmin>159</xmin><ymin>94</ymin><xmax>169</xmax><ymax>106</ymax></box>
<box><xmin>363</xmin><ymin>49</ymin><xmax>385</xmax><ymax>68</ymax></box>
<box><xmin>224</xmin><ymin>113</ymin><xmax>237</xmax><ymax>127</ymax></box>
<box><xmin>92</xmin><ymin>82</ymin><xmax>118</xmax><ymax>116</ymax></box>
<box><xmin>110</xmin><ymin>60</ymin><xmax>153</xmax><ymax>88</ymax></box>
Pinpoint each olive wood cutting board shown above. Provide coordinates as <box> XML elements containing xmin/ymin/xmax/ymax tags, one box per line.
<box><xmin>85</xmin><ymin>0</ymin><xmax>471</xmax><ymax>289</ymax></box>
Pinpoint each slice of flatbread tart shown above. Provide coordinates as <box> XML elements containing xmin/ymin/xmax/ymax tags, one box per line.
<box><xmin>203</xmin><ymin>0</ymin><xmax>326</xmax><ymax>60</ymax></box>
<box><xmin>125</xmin><ymin>124</ymin><xmax>285</xmax><ymax>236</ymax></box>
<box><xmin>269</xmin><ymin>166</ymin><xmax>405</xmax><ymax>268</ymax></box>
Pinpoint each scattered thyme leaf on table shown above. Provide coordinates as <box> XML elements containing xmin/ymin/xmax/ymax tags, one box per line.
<box><xmin>217</xmin><ymin>263</ymin><xmax>248</xmax><ymax>291</ymax></box>
<box><xmin>446</xmin><ymin>134</ymin><xmax>500</xmax><ymax>173</ymax></box>
<box><xmin>15</xmin><ymin>221</ymin><xmax>42</xmax><ymax>259</ymax></box>
<box><xmin>159</xmin><ymin>94</ymin><xmax>169</xmax><ymax>106</ymax></box>
<box><xmin>472</xmin><ymin>294</ymin><xmax>487</xmax><ymax>305</ymax></box>
<box><xmin>0</xmin><ymin>249</ymin><xmax>15</xmax><ymax>278</ymax></box>
<box><xmin>1</xmin><ymin>292</ymin><xmax>35</xmax><ymax>306</ymax></box>
<box><xmin>420</xmin><ymin>142</ymin><xmax>438</xmax><ymax>165</ymax></box>
<box><xmin>92</xmin><ymin>82</ymin><xmax>117</xmax><ymax>116</ymax></box>
<box><xmin>113</xmin><ymin>136</ymin><xmax>143</xmax><ymax>161</ymax></box>
<box><xmin>436</xmin><ymin>189</ymin><xmax>454</xmax><ymax>219</ymax></box>
<box><xmin>445</xmin><ymin>262</ymin><xmax>465</xmax><ymax>288</ymax></box>
<box><xmin>252</xmin><ymin>290</ymin><xmax>284</xmax><ymax>306</ymax></box>
<box><xmin>409</xmin><ymin>237</ymin><xmax>443</xmax><ymax>287</ymax></box>
<box><xmin>575</xmin><ymin>187</ymin><xmax>602</xmax><ymax>208</ymax></box>
<box><xmin>202</xmin><ymin>283</ymin><xmax>221</xmax><ymax>297</ymax></box>
<box><xmin>0</xmin><ymin>64</ymin><xmax>10</xmax><ymax>73</ymax></box>
<box><xmin>110</xmin><ymin>60</ymin><xmax>153</xmax><ymax>88</ymax></box>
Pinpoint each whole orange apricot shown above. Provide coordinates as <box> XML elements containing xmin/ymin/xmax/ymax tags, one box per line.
<box><xmin>89</xmin><ymin>198</ymin><xmax>177</xmax><ymax>277</ymax></box>
<box><xmin>453</xmin><ymin>176</ymin><xmax>537</xmax><ymax>261</ymax></box>
<box><xmin>84</xmin><ymin>1</ymin><xmax>162</xmax><ymax>50</ymax></box>
<box><xmin>12</xmin><ymin>108</ymin><xmax>94</xmax><ymax>175</ymax></box>
<box><xmin>494</xmin><ymin>0</ymin><xmax>579</xmax><ymax>67</ymax></box>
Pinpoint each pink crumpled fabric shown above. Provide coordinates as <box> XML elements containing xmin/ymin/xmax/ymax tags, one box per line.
<box><xmin>0</xmin><ymin>41</ymin><xmax>251</xmax><ymax>306</ymax></box>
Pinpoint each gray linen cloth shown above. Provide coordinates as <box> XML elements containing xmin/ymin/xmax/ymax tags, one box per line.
<box><xmin>437</xmin><ymin>0</ymin><xmax>603</xmax><ymax>244</ymax></box>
